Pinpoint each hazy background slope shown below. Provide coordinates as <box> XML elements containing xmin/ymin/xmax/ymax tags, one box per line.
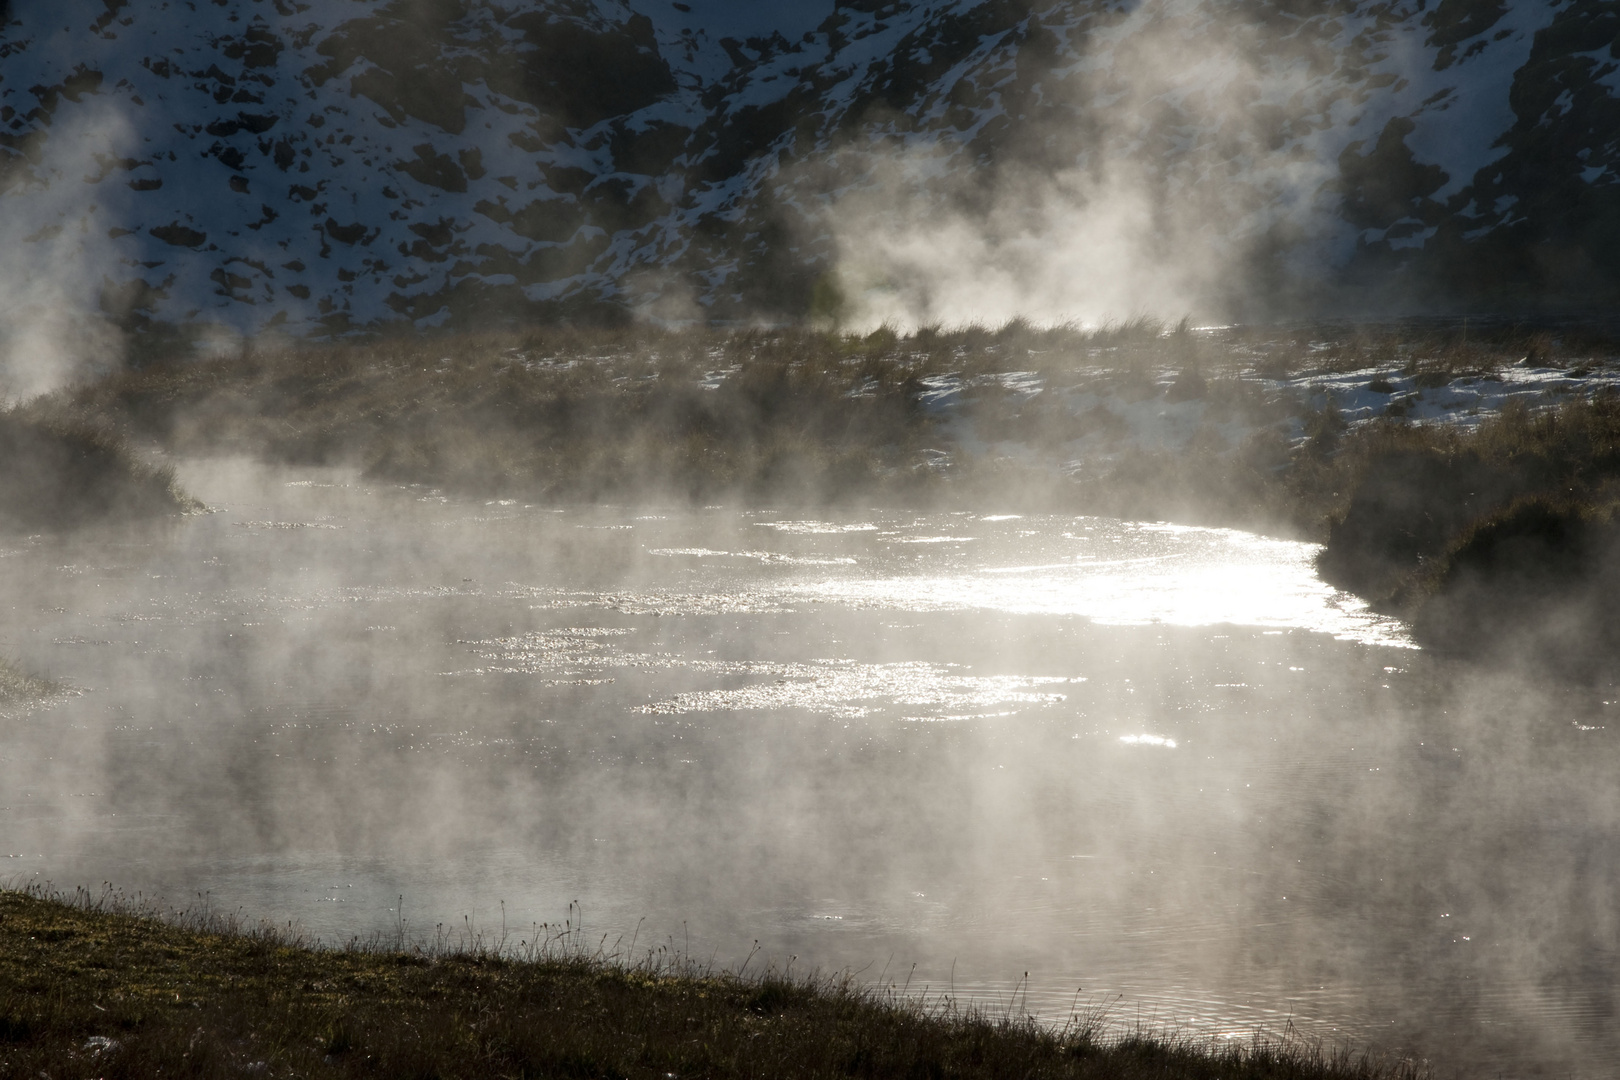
<box><xmin>2</xmin><ymin>0</ymin><xmax>1618</xmax><ymax>382</ymax></box>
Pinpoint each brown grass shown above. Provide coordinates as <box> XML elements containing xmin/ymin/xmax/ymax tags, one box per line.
<box><xmin>34</xmin><ymin>318</ymin><xmax>1620</xmax><ymax>532</ymax></box>
<box><xmin>0</xmin><ymin>886</ymin><xmax>1429</xmax><ymax>1080</ymax></box>
<box><xmin>1400</xmin><ymin>496</ymin><xmax>1620</xmax><ymax>674</ymax></box>
<box><xmin>47</xmin><ymin>327</ymin><xmax>948</xmax><ymax>504</ymax></box>
<box><xmin>0</xmin><ymin>410</ymin><xmax>198</xmax><ymax>531</ymax></box>
<box><xmin>23</xmin><ymin>320</ymin><xmax>1280</xmax><ymax>519</ymax></box>
<box><xmin>1316</xmin><ymin>393</ymin><xmax>1620</xmax><ymax>602</ymax></box>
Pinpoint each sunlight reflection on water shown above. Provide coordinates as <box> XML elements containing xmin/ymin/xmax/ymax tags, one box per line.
<box><xmin>518</xmin><ymin>516</ymin><xmax>1411</xmax><ymax>648</ymax></box>
<box><xmin>787</xmin><ymin>521</ymin><xmax>1411</xmax><ymax>648</ymax></box>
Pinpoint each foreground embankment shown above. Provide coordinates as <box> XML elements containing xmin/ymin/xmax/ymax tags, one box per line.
<box><xmin>0</xmin><ymin>888</ymin><xmax>1424</xmax><ymax>1080</ymax></box>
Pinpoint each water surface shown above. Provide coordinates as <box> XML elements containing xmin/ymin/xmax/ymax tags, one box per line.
<box><xmin>2</xmin><ymin>458</ymin><xmax>1615</xmax><ymax>1077</ymax></box>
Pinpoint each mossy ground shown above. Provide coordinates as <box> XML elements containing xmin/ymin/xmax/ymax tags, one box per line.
<box><xmin>0</xmin><ymin>888</ymin><xmax>1425</xmax><ymax>1080</ymax></box>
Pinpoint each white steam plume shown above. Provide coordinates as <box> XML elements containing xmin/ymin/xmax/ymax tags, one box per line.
<box><xmin>824</xmin><ymin>0</ymin><xmax>1349</xmax><ymax>331</ymax></box>
<box><xmin>0</xmin><ymin>105</ymin><xmax>135</xmax><ymax>402</ymax></box>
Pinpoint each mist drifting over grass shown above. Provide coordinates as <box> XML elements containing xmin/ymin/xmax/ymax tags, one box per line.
<box><xmin>25</xmin><ymin>315</ymin><xmax>1620</xmax><ymax>679</ymax></box>
<box><xmin>7</xmin><ymin>318</ymin><xmax>1620</xmax><ymax>1074</ymax></box>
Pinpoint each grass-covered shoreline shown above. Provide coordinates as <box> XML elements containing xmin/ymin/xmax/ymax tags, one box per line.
<box><xmin>35</xmin><ymin>318</ymin><xmax>1620</xmax><ymax>526</ymax></box>
<box><xmin>0</xmin><ymin>410</ymin><xmax>197</xmax><ymax>532</ymax></box>
<box><xmin>1315</xmin><ymin>394</ymin><xmax>1620</xmax><ymax>673</ymax></box>
<box><xmin>0</xmin><ymin>886</ymin><xmax>1426</xmax><ymax>1080</ymax></box>
<box><xmin>8</xmin><ymin>323</ymin><xmax>1609</xmax><ymax>1073</ymax></box>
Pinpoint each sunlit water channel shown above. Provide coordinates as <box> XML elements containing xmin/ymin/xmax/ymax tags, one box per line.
<box><xmin>3</xmin><ymin>457</ymin><xmax>1617</xmax><ymax>1077</ymax></box>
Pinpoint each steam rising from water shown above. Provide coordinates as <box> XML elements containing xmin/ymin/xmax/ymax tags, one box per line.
<box><xmin>0</xmin><ymin>106</ymin><xmax>134</xmax><ymax>401</ymax></box>
<box><xmin>826</xmin><ymin>0</ymin><xmax>1347</xmax><ymax>330</ymax></box>
<box><xmin>6</xmin><ymin>460</ymin><xmax>1620</xmax><ymax>1076</ymax></box>
<box><xmin>830</xmin><ymin>158</ymin><xmax>1211</xmax><ymax>330</ymax></box>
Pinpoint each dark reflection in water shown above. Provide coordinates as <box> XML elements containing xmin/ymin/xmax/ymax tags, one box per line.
<box><xmin>1</xmin><ymin>458</ymin><xmax>1616</xmax><ymax>1077</ymax></box>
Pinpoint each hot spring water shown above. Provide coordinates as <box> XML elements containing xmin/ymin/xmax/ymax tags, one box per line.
<box><xmin>2</xmin><ymin>457</ymin><xmax>1615</xmax><ymax>1077</ymax></box>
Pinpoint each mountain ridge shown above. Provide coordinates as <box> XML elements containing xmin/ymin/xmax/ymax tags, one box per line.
<box><xmin>1</xmin><ymin>0</ymin><xmax>1617</xmax><ymax>378</ymax></box>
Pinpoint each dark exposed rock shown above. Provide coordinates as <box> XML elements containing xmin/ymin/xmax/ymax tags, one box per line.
<box><xmin>149</xmin><ymin>222</ymin><xmax>208</xmax><ymax>248</ymax></box>
<box><xmin>1337</xmin><ymin>118</ymin><xmax>1450</xmax><ymax>233</ymax></box>
<box><xmin>397</xmin><ymin>144</ymin><xmax>467</xmax><ymax>192</ymax></box>
<box><xmin>489</xmin><ymin>9</ymin><xmax>675</xmax><ymax>129</ymax></box>
<box><xmin>324</xmin><ymin>218</ymin><xmax>373</xmax><ymax>245</ymax></box>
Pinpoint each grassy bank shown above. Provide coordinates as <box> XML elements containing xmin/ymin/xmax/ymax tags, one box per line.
<box><xmin>1313</xmin><ymin>394</ymin><xmax>1620</xmax><ymax>672</ymax></box>
<box><xmin>44</xmin><ymin>318</ymin><xmax>1620</xmax><ymax>527</ymax></box>
<box><xmin>1316</xmin><ymin>395</ymin><xmax>1620</xmax><ymax>601</ymax></box>
<box><xmin>41</xmin><ymin>326</ymin><xmax>950</xmax><ymax>507</ymax></box>
<box><xmin>0</xmin><ymin>887</ymin><xmax>1425</xmax><ymax>1080</ymax></box>
<box><xmin>0</xmin><ymin>409</ymin><xmax>197</xmax><ymax>531</ymax></box>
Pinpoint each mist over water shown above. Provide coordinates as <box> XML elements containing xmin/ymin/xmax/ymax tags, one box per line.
<box><xmin>3</xmin><ymin>458</ymin><xmax>1618</xmax><ymax>1076</ymax></box>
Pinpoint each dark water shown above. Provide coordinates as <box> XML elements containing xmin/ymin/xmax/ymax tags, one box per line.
<box><xmin>2</xmin><ymin>458</ymin><xmax>1615</xmax><ymax>1077</ymax></box>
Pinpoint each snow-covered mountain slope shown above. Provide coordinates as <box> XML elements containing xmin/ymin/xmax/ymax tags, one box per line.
<box><xmin>1</xmin><ymin>0</ymin><xmax>1617</xmax><ymax>355</ymax></box>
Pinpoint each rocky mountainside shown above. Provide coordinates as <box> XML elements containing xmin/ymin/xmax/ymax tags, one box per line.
<box><xmin>1</xmin><ymin>0</ymin><xmax>1618</xmax><ymax>356</ymax></box>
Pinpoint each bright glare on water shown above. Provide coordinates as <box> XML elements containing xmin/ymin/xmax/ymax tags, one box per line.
<box><xmin>1</xmin><ymin>458</ymin><xmax>1614</xmax><ymax>1078</ymax></box>
<box><xmin>780</xmin><ymin>520</ymin><xmax>1411</xmax><ymax>647</ymax></box>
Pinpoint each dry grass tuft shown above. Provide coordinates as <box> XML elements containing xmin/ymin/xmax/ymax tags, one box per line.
<box><xmin>1317</xmin><ymin>393</ymin><xmax>1620</xmax><ymax>600</ymax></box>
